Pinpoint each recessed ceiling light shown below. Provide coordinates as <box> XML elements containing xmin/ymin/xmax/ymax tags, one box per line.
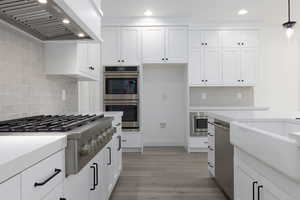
<box><xmin>144</xmin><ymin>10</ymin><xmax>153</xmax><ymax>16</ymax></box>
<box><xmin>78</xmin><ymin>33</ymin><xmax>85</xmax><ymax>38</ymax></box>
<box><xmin>62</xmin><ymin>18</ymin><xmax>70</xmax><ymax>24</ymax></box>
<box><xmin>38</xmin><ymin>0</ymin><xmax>48</xmax><ymax>4</ymax></box>
<box><xmin>238</xmin><ymin>9</ymin><xmax>248</xmax><ymax>15</ymax></box>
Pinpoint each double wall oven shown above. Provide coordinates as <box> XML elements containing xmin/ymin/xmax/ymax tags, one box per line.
<box><xmin>104</xmin><ymin>66</ymin><xmax>139</xmax><ymax>131</ymax></box>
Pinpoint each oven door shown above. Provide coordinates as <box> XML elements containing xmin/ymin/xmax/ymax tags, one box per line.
<box><xmin>104</xmin><ymin>100</ymin><xmax>139</xmax><ymax>131</ymax></box>
<box><xmin>104</xmin><ymin>73</ymin><xmax>138</xmax><ymax>100</ymax></box>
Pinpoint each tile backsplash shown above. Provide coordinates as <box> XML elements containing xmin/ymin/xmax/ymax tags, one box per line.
<box><xmin>0</xmin><ymin>22</ymin><xmax>78</xmax><ymax>121</ymax></box>
<box><xmin>190</xmin><ymin>87</ymin><xmax>254</xmax><ymax>107</ymax></box>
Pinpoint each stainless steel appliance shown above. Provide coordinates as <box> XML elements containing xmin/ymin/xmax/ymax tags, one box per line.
<box><xmin>0</xmin><ymin>0</ymin><xmax>90</xmax><ymax>40</ymax></box>
<box><xmin>214</xmin><ymin>119</ymin><xmax>234</xmax><ymax>200</ymax></box>
<box><xmin>190</xmin><ymin>112</ymin><xmax>208</xmax><ymax>137</ymax></box>
<box><xmin>0</xmin><ymin>115</ymin><xmax>117</xmax><ymax>176</ymax></box>
<box><xmin>104</xmin><ymin>100</ymin><xmax>139</xmax><ymax>131</ymax></box>
<box><xmin>104</xmin><ymin>66</ymin><xmax>139</xmax><ymax>101</ymax></box>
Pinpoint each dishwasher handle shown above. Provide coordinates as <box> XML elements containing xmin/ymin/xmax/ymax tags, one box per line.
<box><xmin>213</xmin><ymin>122</ymin><xmax>229</xmax><ymax>131</ymax></box>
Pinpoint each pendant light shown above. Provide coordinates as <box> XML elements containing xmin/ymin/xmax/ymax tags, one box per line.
<box><xmin>282</xmin><ymin>0</ymin><xmax>296</xmax><ymax>38</ymax></box>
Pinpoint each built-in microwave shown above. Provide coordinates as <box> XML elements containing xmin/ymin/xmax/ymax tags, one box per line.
<box><xmin>104</xmin><ymin>100</ymin><xmax>139</xmax><ymax>131</ymax></box>
<box><xmin>104</xmin><ymin>66</ymin><xmax>139</xmax><ymax>101</ymax></box>
<box><xmin>190</xmin><ymin>112</ymin><xmax>208</xmax><ymax>137</ymax></box>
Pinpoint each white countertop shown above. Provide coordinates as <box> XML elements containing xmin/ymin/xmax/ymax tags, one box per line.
<box><xmin>0</xmin><ymin>136</ymin><xmax>67</xmax><ymax>183</ymax></box>
<box><xmin>189</xmin><ymin>106</ymin><xmax>270</xmax><ymax>112</ymax></box>
<box><xmin>206</xmin><ymin>111</ymin><xmax>300</xmax><ymax>122</ymax></box>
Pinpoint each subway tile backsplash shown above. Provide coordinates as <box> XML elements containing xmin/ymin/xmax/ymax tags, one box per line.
<box><xmin>0</xmin><ymin>22</ymin><xmax>78</xmax><ymax>121</ymax></box>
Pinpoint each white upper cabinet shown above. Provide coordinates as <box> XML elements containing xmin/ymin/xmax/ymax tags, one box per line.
<box><xmin>165</xmin><ymin>27</ymin><xmax>188</xmax><ymax>63</ymax></box>
<box><xmin>142</xmin><ymin>27</ymin><xmax>165</xmax><ymax>63</ymax></box>
<box><xmin>120</xmin><ymin>28</ymin><xmax>141</xmax><ymax>65</ymax></box>
<box><xmin>102</xmin><ymin>27</ymin><xmax>141</xmax><ymax>66</ymax></box>
<box><xmin>55</xmin><ymin>0</ymin><xmax>102</xmax><ymax>41</ymax></box>
<box><xmin>45</xmin><ymin>42</ymin><xmax>100</xmax><ymax>81</ymax></box>
<box><xmin>189</xmin><ymin>30</ymin><xmax>222</xmax><ymax>86</ymax></box>
<box><xmin>142</xmin><ymin>27</ymin><xmax>188</xmax><ymax>64</ymax></box>
<box><xmin>189</xmin><ymin>29</ymin><xmax>259</xmax><ymax>87</ymax></box>
<box><xmin>102</xmin><ymin>28</ymin><xmax>120</xmax><ymax>66</ymax></box>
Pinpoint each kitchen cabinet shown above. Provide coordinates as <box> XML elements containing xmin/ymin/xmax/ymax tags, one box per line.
<box><xmin>45</xmin><ymin>42</ymin><xmax>100</xmax><ymax>81</ymax></box>
<box><xmin>235</xmin><ymin>149</ymin><xmax>296</xmax><ymax>200</ymax></box>
<box><xmin>189</xmin><ymin>30</ymin><xmax>258</xmax><ymax>86</ymax></box>
<box><xmin>142</xmin><ymin>27</ymin><xmax>188</xmax><ymax>64</ymax></box>
<box><xmin>55</xmin><ymin>0</ymin><xmax>102</xmax><ymax>41</ymax></box>
<box><xmin>42</xmin><ymin>183</ymin><xmax>64</xmax><ymax>200</ymax></box>
<box><xmin>122</xmin><ymin>133</ymin><xmax>143</xmax><ymax>149</ymax></box>
<box><xmin>189</xmin><ymin>31</ymin><xmax>222</xmax><ymax>86</ymax></box>
<box><xmin>0</xmin><ymin>175</ymin><xmax>21</xmax><ymax>200</ymax></box>
<box><xmin>89</xmin><ymin>151</ymin><xmax>105</xmax><ymax>200</ymax></box>
<box><xmin>102</xmin><ymin>27</ymin><xmax>141</xmax><ymax>66</ymax></box>
<box><xmin>103</xmin><ymin>140</ymin><xmax>114</xmax><ymax>198</ymax></box>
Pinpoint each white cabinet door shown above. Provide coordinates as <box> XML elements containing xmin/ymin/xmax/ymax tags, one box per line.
<box><xmin>165</xmin><ymin>27</ymin><xmax>188</xmax><ymax>63</ymax></box>
<box><xmin>78</xmin><ymin>43</ymin><xmax>89</xmax><ymax>74</ymax></box>
<box><xmin>43</xmin><ymin>184</ymin><xmax>64</xmax><ymax>200</ymax></box>
<box><xmin>221</xmin><ymin>31</ymin><xmax>242</xmax><ymax>48</ymax></box>
<box><xmin>64</xmin><ymin>164</ymin><xmax>90</xmax><ymax>200</ymax></box>
<box><xmin>102</xmin><ymin>28</ymin><xmax>120</xmax><ymax>66</ymax></box>
<box><xmin>0</xmin><ymin>175</ymin><xmax>21</xmax><ymax>200</ymax></box>
<box><xmin>203</xmin><ymin>48</ymin><xmax>221</xmax><ymax>85</ymax></box>
<box><xmin>241</xmin><ymin>48</ymin><xmax>257</xmax><ymax>86</ymax></box>
<box><xmin>222</xmin><ymin>48</ymin><xmax>242</xmax><ymax>86</ymax></box>
<box><xmin>190</xmin><ymin>30</ymin><xmax>202</xmax><ymax>49</ymax></box>
<box><xmin>203</xmin><ymin>31</ymin><xmax>220</xmax><ymax>48</ymax></box>
<box><xmin>235</xmin><ymin>167</ymin><xmax>256</xmax><ymax>200</ymax></box>
<box><xmin>242</xmin><ymin>31</ymin><xmax>259</xmax><ymax>48</ymax></box>
<box><xmin>87</xmin><ymin>43</ymin><xmax>100</xmax><ymax>79</ymax></box>
<box><xmin>90</xmin><ymin>152</ymin><xmax>105</xmax><ymax>200</ymax></box>
<box><xmin>120</xmin><ymin>27</ymin><xmax>140</xmax><ymax>65</ymax></box>
<box><xmin>189</xmin><ymin>49</ymin><xmax>204</xmax><ymax>86</ymax></box>
<box><xmin>142</xmin><ymin>27</ymin><xmax>165</xmax><ymax>63</ymax></box>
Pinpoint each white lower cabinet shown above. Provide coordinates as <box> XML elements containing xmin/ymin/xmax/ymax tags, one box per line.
<box><xmin>235</xmin><ymin>149</ymin><xmax>296</xmax><ymax>200</ymax></box>
<box><xmin>0</xmin><ymin>175</ymin><xmax>21</xmax><ymax>200</ymax></box>
<box><xmin>42</xmin><ymin>183</ymin><xmax>64</xmax><ymax>200</ymax></box>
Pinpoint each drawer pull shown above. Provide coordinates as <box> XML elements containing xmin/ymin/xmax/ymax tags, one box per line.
<box><xmin>122</xmin><ymin>139</ymin><xmax>127</xmax><ymax>142</ymax></box>
<box><xmin>34</xmin><ymin>168</ymin><xmax>62</xmax><ymax>187</ymax></box>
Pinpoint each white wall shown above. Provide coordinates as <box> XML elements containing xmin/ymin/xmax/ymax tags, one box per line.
<box><xmin>142</xmin><ymin>64</ymin><xmax>187</xmax><ymax>146</ymax></box>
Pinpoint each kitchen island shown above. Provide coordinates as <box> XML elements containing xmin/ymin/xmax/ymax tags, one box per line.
<box><xmin>206</xmin><ymin>110</ymin><xmax>300</xmax><ymax>200</ymax></box>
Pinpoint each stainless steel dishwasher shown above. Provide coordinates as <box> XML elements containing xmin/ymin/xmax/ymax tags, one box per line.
<box><xmin>214</xmin><ymin>119</ymin><xmax>234</xmax><ymax>200</ymax></box>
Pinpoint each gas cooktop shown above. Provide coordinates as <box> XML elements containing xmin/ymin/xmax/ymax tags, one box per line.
<box><xmin>0</xmin><ymin>115</ymin><xmax>104</xmax><ymax>132</ymax></box>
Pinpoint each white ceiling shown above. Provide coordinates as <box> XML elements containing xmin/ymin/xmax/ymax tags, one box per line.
<box><xmin>102</xmin><ymin>0</ymin><xmax>300</xmax><ymax>25</ymax></box>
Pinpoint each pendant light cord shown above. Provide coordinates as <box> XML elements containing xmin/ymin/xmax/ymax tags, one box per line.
<box><xmin>288</xmin><ymin>0</ymin><xmax>291</xmax><ymax>22</ymax></box>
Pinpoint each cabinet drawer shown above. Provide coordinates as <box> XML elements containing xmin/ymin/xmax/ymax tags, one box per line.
<box><xmin>189</xmin><ymin>137</ymin><xmax>208</xmax><ymax>148</ymax></box>
<box><xmin>122</xmin><ymin>133</ymin><xmax>142</xmax><ymax>148</ymax></box>
<box><xmin>21</xmin><ymin>150</ymin><xmax>65</xmax><ymax>200</ymax></box>
<box><xmin>0</xmin><ymin>175</ymin><xmax>21</xmax><ymax>200</ymax></box>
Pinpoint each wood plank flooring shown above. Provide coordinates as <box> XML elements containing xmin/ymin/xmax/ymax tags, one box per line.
<box><xmin>110</xmin><ymin>147</ymin><xmax>227</xmax><ymax>200</ymax></box>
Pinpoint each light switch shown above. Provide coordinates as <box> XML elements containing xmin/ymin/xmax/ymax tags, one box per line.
<box><xmin>160</xmin><ymin>122</ymin><xmax>167</xmax><ymax>128</ymax></box>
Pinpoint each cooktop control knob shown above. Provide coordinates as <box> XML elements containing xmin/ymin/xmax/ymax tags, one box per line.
<box><xmin>80</xmin><ymin>144</ymin><xmax>90</xmax><ymax>156</ymax></box>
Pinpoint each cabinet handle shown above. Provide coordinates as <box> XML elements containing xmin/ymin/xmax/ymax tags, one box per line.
<box><xmin>205</xmin><ymin>43</ymin><xmax>208</xmax><ymax>45</ymax></box>
<box><xmin>89</xmin><ymin>66</ymin><xmax>95</xmax><ymax>70</ymax></box>
<box><xmin>237</xmin><ymin>42</ymin><xmax>241</xmax><ymax>45</ymax></box>
<box><xmin>241</xmin><ymin>80</ymin><xmax>244</xmax><ymax>82</ymax></box>
<box><xmin>118</xmin><ymin>60</ymin><xmax>121</xmax><ymax>62</ymax></box>
<box><xmin>60</xmin><ymin>198</ymin><xmax>66</xmax><ymax>200</ymax></box>
<box><xmin>258</xmin><ymin>185</ymin><xmax>263</xmax><ymax>200</ymax></box>
<box><xmin>34</xmin><ymin>169</ymin><xmax>62</xmax><ymax>187</ymax></box>
<box><xmin>205</xmin><ymin>80</ymin><xmax>208</xmax><ymax>82</ymax></box>
<box><xmin>90</xmin><ymin>165</ymin><xmax>96</xmax><ymax>191</ymax></box>
<box><xmin>208</xmin><ymin>146</ymin><xmax>214</xmax><ymax>151</ymax></box>
<box><xmin>242</xmin><ymin>42</ymin><xmax>245</xmax><ymax>46</ymax></box>
<box><xmin>107</xmin><ymin>147</ymin><xmax>112</xmax><ymax>166</ymax></box>
<box><xmin>121</xmin><ymin>60</ymin><xmax>125</xmax><ymax>62</ymax></box>
<box><xmin>162</xmin><ymin>58</ymin><xmax>165</xmax><ymax>61</ymax></box>
<box><xmin>166</xmin><ymin>58</ymin><xmax>169</xmax><ymax>61</ymax></box>
<box><xmin>118</xmin><ymin>135</ymin><xmax>122</xmax><ymax>151</ymax></box>
<box><xmin>122</xmin><ymin>139</ymin><xmax>127</xmax><ymax>142</ymax></box>
<box><xmin>238</xmin><ymin>80</ymin><xmax>241</xmax><ymax>82</ymax></box>
<box><xmin>93</xmin><ymin>163</ymin><xmax>99</xmax><ymax>187</ymax></box>
<box><xmin>252</xmin><ymin>181</ymin><xmax>258</xmax><ymax>200</ymax></box>
<box><xmin>208</xmin><ymin>133</ymin><xmax>214</xmax><ymax>137</ymax></box>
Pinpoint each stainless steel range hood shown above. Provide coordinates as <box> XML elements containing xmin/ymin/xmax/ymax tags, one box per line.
<box><xmin>0</xmin><ymin>0</ymin><xmax>91</xmax><ymax>41</ymax></box>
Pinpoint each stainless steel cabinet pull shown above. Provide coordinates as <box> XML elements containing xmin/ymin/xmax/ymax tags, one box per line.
<box><xmin>93</xmin><ymin>163</ymin><xmax>99</xmax><ymax>186</ymax></box>
<box><xmin>34</xmin><ymin>169</ymin><xmax>61</xmax><ymax>187</ymax></box>
<box><xmin>118</xmin><ymin>135</ymin><xmax>122</xmax><ymax>151</ymax></box>
<box><xmin>107</xmin><ymin>147</ymin><xmax>112</xmax><ymax>166</ymax></box>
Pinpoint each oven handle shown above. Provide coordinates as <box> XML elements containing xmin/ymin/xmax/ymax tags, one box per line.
<box><xmin>104</xmin><ymin>102</ymin><xmax>138</xmax><ymax>106</ymax></box>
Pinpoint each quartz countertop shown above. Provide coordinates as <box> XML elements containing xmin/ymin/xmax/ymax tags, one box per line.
<box><xmin>0</xmin><ymin>136</ymin><xmax>66</xmax><ymax>183</ymax></box>
<box><xmin>206</xmin><ymin>111</ymin><xmax>300</xmax><ymax>122</ymax></box>
<box><xmin>189</xmin><ymin>106</ymin><xmax>270</xmax><ymax>112</ymax></box>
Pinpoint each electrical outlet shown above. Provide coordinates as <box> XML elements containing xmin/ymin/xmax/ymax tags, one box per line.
<box><xmin>201</xmin><ymin>93</ymin><xmax>207</xmax><ymax>100</ymax></box>
<box><xmin>160</xmin><ymin>122</ymin><xmax>167</xmax><ymax>128</ymax></box>
<box><xmin>62</xmin><ymin>89</ymin><xmax>66</xmax><ymax>101</ymax></box>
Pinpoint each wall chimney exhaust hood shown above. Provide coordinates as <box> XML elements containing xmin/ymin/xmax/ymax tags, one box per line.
<box><xmin>0</xmin><ymin>0</ymin><xmax>91</xmax><ymax>41</ymax></box>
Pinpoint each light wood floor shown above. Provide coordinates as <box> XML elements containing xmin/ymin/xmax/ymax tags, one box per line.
<box><xmin>110</xmin><ymin>147</ymin><xmax>227</xmax><ymax>200</ymax></box>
